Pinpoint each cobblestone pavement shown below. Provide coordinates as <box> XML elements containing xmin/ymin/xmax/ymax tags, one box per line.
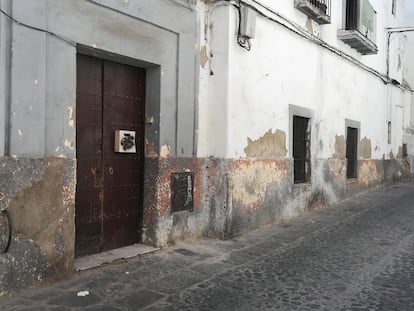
<box><xmin>2</xmin><ymin>183</ymin><xmax>414</xmax><ymax>310</ymax></box>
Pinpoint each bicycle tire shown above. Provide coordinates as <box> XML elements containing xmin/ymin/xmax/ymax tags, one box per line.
<box><xmin>0</xmin><ymin>209</ymin><xmax>11</xmax><ymax>253</ymax></box>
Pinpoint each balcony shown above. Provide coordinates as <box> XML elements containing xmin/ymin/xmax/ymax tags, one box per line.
<box><xmin>294</xmin><ymin>0</ymin><xmax>331</xmax><ymax>24</ymax></box>
<box><xmin>337</xmin><ymin>0</ymin><xmax>378</xmax><ymax>55</ymax></box>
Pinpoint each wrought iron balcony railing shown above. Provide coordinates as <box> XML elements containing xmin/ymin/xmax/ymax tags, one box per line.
<box><xmin>294</xmin><ymin>0</ymin><xmax>331</xmax><ymax>24</ymax></box>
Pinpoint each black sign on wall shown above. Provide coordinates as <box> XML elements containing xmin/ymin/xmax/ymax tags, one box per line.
<box><xmin>171</xmin><ymin>172</ymin><xmax>194</xmax><ymax>213</ymax></box>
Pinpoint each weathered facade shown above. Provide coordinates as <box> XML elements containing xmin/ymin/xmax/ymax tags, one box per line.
<box><xmin>0</xmin><ymin>0</ymin><xmax>413</xmax><ymax>293</ymax></box>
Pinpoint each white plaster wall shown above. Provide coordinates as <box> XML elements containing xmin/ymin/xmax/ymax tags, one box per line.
<box><xmin>5</xmin><ymin>0</ymin><xmax>199</xmax><ymax>158</ymax></box>
<box><xmin>227</xmin><ymin>10</ymin><xmax>322</xmax><ymax>158</ymax></box>
<box><xmin>197</xmin><ymin>3</ymin><xmax>232</xmax><ymax>158</ymax></box>
<box><xmin>403</xmin><ymin>32</ymin><xmax>414</xmax><ymax>88</ymax></box>
<box><xmin>411</xmin><ymin>94</ymin><xmax>414</xmax><ymax>128</ymax></box>
<box><xmin>198</xmin><ymin>0</ymin><xmax>413</xmax><ymax>160</ymax></box>
<box><xmin>400</xmin><ymin>3</ymin><xmax>414</xmax><ymax>134</ymax></box>
<box><xmin>245</xmin><ymin>0</ymin><xmax>405</xmax><ymax>73</ymax></box>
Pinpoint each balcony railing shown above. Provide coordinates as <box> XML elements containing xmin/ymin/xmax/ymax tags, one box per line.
<box><xmin>338</xmin><ymin>0</ymin><xmax>378</xmax><ymax>55</ymax></box>
<box><xmin>294</xmin><ymin>0</ymin><xmax>331</xmax><ymax>24</ymax></box>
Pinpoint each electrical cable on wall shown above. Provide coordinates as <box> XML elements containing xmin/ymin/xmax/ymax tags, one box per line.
<box><xmin>0</xmin><ymin>8</ymin><xmax>76</xmax><ymax>47</ymax></box>
<box><xmin>241</xmin><ymin>0</ymin><xmax>390</xmax><ymax>84</ymax></box>
<box><xmin>236</xmin><ymin>0</ymin><xmax>251</xmax><ymax>51</ymax></box>
<box><xmin>1</xmin><ymin>1</ymin><xmax>412</xmax><ymax>93</ymax></box>
<box><xmin>205</xmin><ymin>0</ymin><xmax>251</xmax><ymax>51</ymax></box>
<box><xmin>209</xmin><ymin>0</ymin><xmax>413</xmax><ymax>92</ymax></box>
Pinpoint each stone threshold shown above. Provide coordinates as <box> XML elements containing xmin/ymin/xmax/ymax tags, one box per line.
<box><xmin>74</xmin><ymin>244</ymin><xmax>159</xmax><ymax>271</ymax></box>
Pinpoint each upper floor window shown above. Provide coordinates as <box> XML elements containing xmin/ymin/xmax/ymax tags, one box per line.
<box><xmin>294</xmin><ymin>0</ymin><xmax>331</xmax><ymax>24</ymax></box>
<box><xmin>337</xmin><ymin>0</ymin><xmax>378</xmax><ymax>55</ymax></box>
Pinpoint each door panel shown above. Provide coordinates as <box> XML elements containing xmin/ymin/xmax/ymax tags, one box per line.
<box><xmin>75</xmin><ymin>55</ymin><xmax>145</xmax><ymax>257</ymax></box>
<box><xmin>75</xmin><ymin>55</ymin><xmax>103</xmax><ymax>257</ymax></box>
<box><xmin>102</xmin><ymin>61</ymin><xmax>146</xmax><ymax>251</ymax></box>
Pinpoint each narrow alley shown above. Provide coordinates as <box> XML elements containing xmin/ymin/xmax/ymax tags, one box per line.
<box><xmin>2</xmin><ymin>182</ymin><xmax>414</xmax><ymax>310</ymax></box>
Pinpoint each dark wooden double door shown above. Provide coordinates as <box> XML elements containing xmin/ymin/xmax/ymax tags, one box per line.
<box><xmin>75</xmin><ymin>54</ymin><xmax>145</xmax><ymax>257</ymax></box>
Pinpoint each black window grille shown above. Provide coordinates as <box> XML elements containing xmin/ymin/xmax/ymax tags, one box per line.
<box><xmin>308</xmin><ymin>0</ymin><xmax>330</xmax><ymax>15</ymax></box>
<box><xmin>293</xmin><ymin>116</ymin><xmax>311</xmax><ymax>184</ymax></box>
<box><xmin>346</xmin><ymin>127</ymin><xmax>358</xmax><ymax>179</ymax></box>
<box><xmin>294</xmin><ymin>0</ymin><xmax>331</xmax><ymax>24</ymax></box>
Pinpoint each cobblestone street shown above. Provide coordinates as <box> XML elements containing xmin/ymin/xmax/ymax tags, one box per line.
<box><xmin>2</xmin><ymin>182</ymin><xmax>414</xmax><ymax>311</ymax></box>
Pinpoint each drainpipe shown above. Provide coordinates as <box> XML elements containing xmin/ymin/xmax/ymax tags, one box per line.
<box><xmin>0</xmin><ymin>0</ymin><xmax>12</xmax><ymax>156</ymax></box>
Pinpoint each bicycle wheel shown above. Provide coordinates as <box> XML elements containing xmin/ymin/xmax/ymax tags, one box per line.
<box><xmin>0</xmin><ymin>210</ymin><xmax>11</xmax><ymax>253</ymax></box>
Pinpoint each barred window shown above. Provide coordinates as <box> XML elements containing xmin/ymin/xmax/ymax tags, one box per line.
<box><xmin>293</xmin><ymin>116</ymin><xmax>311</xmax><ymax>183</ymax></box>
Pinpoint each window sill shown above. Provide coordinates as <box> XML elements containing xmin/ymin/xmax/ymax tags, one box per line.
<box><xmin>293</xmin><ymin>182</ymin><xmax>312</xmax><ymax>192</ymax></box>
<box><xmin>346</xmin><ymin>177</ymin><xmax>358</xmax><ymax>184</ymax></box>
<box><xmin>337</xmin><ymin>29</ymin><xmax>378</xmax><ymax>55</ymax></box>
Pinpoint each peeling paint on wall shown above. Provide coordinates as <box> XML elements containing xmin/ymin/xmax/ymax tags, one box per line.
<box><xmin>11</xmin><ymin>164</ymin><xmax>64</xmax><ymax>262</ymax></box>
<box><xmin>397</xmin><ymin>35</ymin><xmax>407</xmax><ymax>71</ymax></box>
<box><xmin>328</xmin><ymin>158</ymin><xmax>346</xmax><ymax>179</ymax></box>
<box><xmin>0</xmin><ymin>158</ymin><xmax>75</xmax><ymax>294</ymax></box>
<box><xmin>160</xmin><ymin>145</ymin><xmax>171</xmax><ymax>158</ymax></box>
<box><xmin>68</xmin><ymin>106</ymin><xmax>75</xmax><ymax>128</ymax></box>
<box><xmin>145</xmin><ymin>141</ymin><xmax>158</xmax><ymax>157</ymax></box>
<box><xmin>333</xmin><ymin>135</ymin><xmax>346</xmax><ymax>159</ymax></box>
<box><xmin>359</xmin><ymin>137</ymin><xmax>372</xmax><ymax>159</ymax></box>
<box><xmin>244</xmin><ymin>129</ymin><xmax>287</xmax><ymax>158</ymax></box>
<box><xmin>64</xmin><ymin>140</ymin><xmax>74</xmax><ymax>150</ymax></box>
<box><xmin>305</xmin><ymin>18</ymin><xmax>313</xmax><ymax>33</ymax></box>
<box><xmin>142</xmin><ymin>157</ymin><xmax>206</xmax><ymax>247</ymax></box>
<box><xmin>230</xmin><ymin>160</ymin><xmax>286</xmax><ymax>209</ymax></box>
<box><xmin>357</xmin><ymin>160</ymin><xmax>378</xmax><ymax>185</ymax></box>
<box><xmin>200</xmin><ymin>45</ymin><xmax>208</xmax><ymax>68</ymax></box>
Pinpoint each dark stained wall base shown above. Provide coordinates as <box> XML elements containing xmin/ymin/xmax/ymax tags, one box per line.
<box><xmin>142</xmin><ymin>157</ymin><xmax>412</xmax><ymax>247</ymax></box>
<box><xmin>0</xmin><ymin>156</ymin><xmax>411</xmax><ymax>294</ymax></box>
<box><xmin>0</xmin><ymin>157</ymin><xmax>75</xmax><ymax>296</ymax></box>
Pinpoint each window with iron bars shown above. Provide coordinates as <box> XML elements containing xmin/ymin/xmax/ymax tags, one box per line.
<box><xmin>293</xmin><ymin>116</ymin><xmax>311</xmax><ymax>183</ymax></box>
<box><xmin>294</xmin><ymin>0</ymin><xmax>331</xmax><ymax>24</ymax></box>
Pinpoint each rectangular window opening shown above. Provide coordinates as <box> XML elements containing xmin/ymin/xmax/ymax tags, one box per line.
<box><xmin>346</xmin><ymin>127</ymin><xmax>358</xmax><ymax>179</ymax></box>
<box><xmin>293</xmin><ymin>115</ymin><xmax>311</xmax><ymax>184</ymax></box>
<box><xmin>403</xmin><ymin>143</ymin><xmax>407</xmax><ymax>158</ymax></box>
<box><xmin>345</xmin><ymin>0</ymin><xmax>358</xmax><ymax>30</ymax></box>
<box><xmin>339</xmin><ymin>0</ymin><xmax>378</xmax><ymax>55</ymax></box>
<box><xmin>387</xmin><ymin>121</ymin><xmax>392</xmax><ymax>144</ymax></box>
